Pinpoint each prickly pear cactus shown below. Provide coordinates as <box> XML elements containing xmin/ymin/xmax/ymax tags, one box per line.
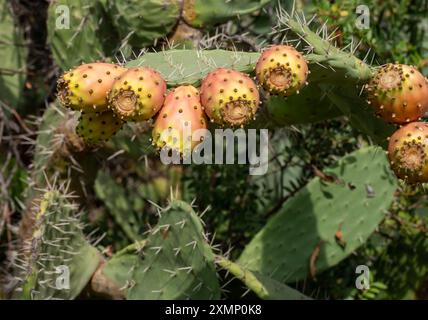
<box><xmin>108</xmin><ymin>67</ymin><xmax>167</xmax><ymax>121</ymax></box>
<box><xmin>27</xmin><ymin>102</ymin><xmax>99</xmax><ymax>203</ymax></box>
<box><xmin>17</xmin><ymin>189</ymin><xmax>100</xmax><ymax>300</ymax></box>
<box><xmin>122</xmin><ymin>41</ymin><xmax>393</xmax><ymax>142</ymax></box>
<box><xmin>76</xmin><ymin>111</ymin><xmax>123</xmax><ymax>145</ymax></box>
<box><xmin>238</xmin><ymin>146</ymin><xmax>398</xmax><ymax>283</ymax></box>
<box><xmin>127</xmin><ymin>200</ymin><xmax>221</xmax><ymax>299</ymax></box>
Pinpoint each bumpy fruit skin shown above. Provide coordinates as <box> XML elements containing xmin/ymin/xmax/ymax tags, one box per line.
<box><xmin>255</xmin><ymin>45</ymin><xmax>309</xmax><ymax>96</ymax></box>
<box><xmin>200</xmin><ymin>68</ymin><xmax>259</xmax><ymax>126</ymax></box>
<box><xmin>76</xmin><ymin>110</ymin><xmax>124</xmax><ymax>145</ymax></box>
<box><xmin>152</xmin><ymin>85</ymin><xmax>207</xmax><ymax>155</ymax></box>
<box><xmin>366</xmin><ymin>64</ymin><xmax>428</xmax><ymax>124</ymax></box>
<box><xmin>57</xmin><ymin>63</ymin><xmax>127</xmax><ymax>113</ymax></box>
<box><xmin>388</xmin><ymin>122</ymin><xmax>428</xmax><ymax>183</ymax></box>
<box><xmin>108</xmin><ymin>67</ymin><xmax>167</xmax><ymax>121</ymax></box>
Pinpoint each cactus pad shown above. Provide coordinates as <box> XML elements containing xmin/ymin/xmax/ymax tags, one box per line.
<box><xmin>76</xmin><ymin>110</ymin><xmax>123</xmax><ymax>145</ymax></box>
<box><xmin>238</xmin><ymin>146</ymin><xmax>398</xmax><ymax>283</ymax></box>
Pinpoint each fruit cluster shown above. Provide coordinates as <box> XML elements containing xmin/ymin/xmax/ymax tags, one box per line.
<box><xmin>56</xmin><ymin>46</ymin><xmax>428</xmax><ymax>184</ymax></box>
<box><xmin>57</xmin><ymin>45</ymin><xmax>309</xmax><ymax>154</ymax></box>
<box><xmin>365</xmin><ymin>64</ymin><xmax>428</xmax><ymax>183</ymax></box>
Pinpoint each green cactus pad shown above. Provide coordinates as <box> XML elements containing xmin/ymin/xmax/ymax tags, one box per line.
<box><xmin>325</xmin><ymin>85</ymin><xmax>396</xmax><ymax>148</ymax></box>
<box><xmin>266</xmin><ymin>82</ymin><xmax>343</xmax><ymax>125</ymax></box>
<box><xmin>127</xmin><ymin>200</ymin><xmax>221</xmax><ymax>299</ymax></box>
<box><xmin>216</xmin><ymin>256</ymin><xmax>311</xmax><ymax>300</ymax></box>
<box><xmin>238</xmin><ymin>146</ymin><xmax>398</xmax><ymax>283</ymax></box>
<box><xmin>47</xmin><ymin>0</ymin><xmax>118</xmax><ymax>70</ymax></box>
<box><xmin>126</xmin><ymin>49</ymin><xmax>260</xmax><ymax>87</ymax></box>
<box><xmin>0</xmin><ymin>0</ymin><xmax>27</xmax><ymax>107</ymax></box>
<box><xmin>19</xmin><ymin>190</ymin><xmax>100</xmax><ymax>299</ymax></box>
<box><xmin>183</xmin><ymin>0</ymin><xmax>272</xmax><ymax>28</ymax></box>
<box><xmin>91</xmin><ymin>240</ymin><xmax>146</xmax><ymax>299</ymax></box>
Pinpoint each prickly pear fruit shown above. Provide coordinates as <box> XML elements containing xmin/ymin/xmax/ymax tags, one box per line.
<box><xmin>366</xmin><ymin>64</ymin><xmax>428</xmax><ymax>124</ymax></box>
<box><xmin>255</xmin><ymin>45</ymin><xmax>309</xmax><ymax>96</ymax></box>
<box><xmin>152</xmin><ymin>85</ymin><xmax>207</xmax><ymax>156</ymax></box>
<box><xmin>57</xmin><ymin>62</ymin><xmax>127</xmax><ymax>113</ymax></box>
<box><xmin>388</xmin><ymin>122</ymin><xmax>428</xmax><ymax>183</ymax></box>
<box><xmin>108</xmin><ymin>67</ymin><xmax>167</xmax><ymax>121</ymax></box>
<box><xmin>76</xmin><ymin>110</ymin><xmax>124</xmax><ymax>145</ymax></box>
<box><xmin>200</xmin><ymin>68</ymin><xmax>259</xmax><ymax>127</ymax></box>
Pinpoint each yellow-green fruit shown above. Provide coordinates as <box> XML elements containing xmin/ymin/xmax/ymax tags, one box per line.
<box><xmin>255</xmin><ymin>45</ymin><xmax>309</xmax><ymax>96</ymax></box>
<box><xmin>76</xmin><ymin>110</ymin><xmax>124</xmax><ymax>145</ymax></box>
<box><xmin>388</xmin><ymin>122</ymin><xmax>428</xmax><ymax>183</ymax></box>
<box><xmin>366</xmin><ymin>64</ymin><xmax>428</xmax><ymax>124</ymax></box>
<box><xmin>57</xmin><ymin>62</ymin><xmax>127</xmax><ymax>113</ymax></box>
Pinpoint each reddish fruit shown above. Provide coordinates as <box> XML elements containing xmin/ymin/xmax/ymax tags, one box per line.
<box><xmin>57</xmin><ymin>62</ymin><xmax>127</xmax><ymax>113</ymax></box>
<box><xmin>388</xmin><ymin>122</ymin><xmax>428</xmax><ymax>183</ymax></box>
<box><xmin>255</xmin><ymin>45</ymin><xmax>309</xmax><ymax>96</ymax></box>
<box><xmin>108</xmin><ymin>67</ymin><xmax>167</xmax><ymax>121</ymax></box>
<box><xmin>200</xmin><ymin>68</ymin><xmax>259</xmax><ymax>127</ymax></box>
<box><xmin>366</xmin><ymin>64</ymin><xmax>428</xmax><ymax>123</ymax></box>
<box><xmin>76</xmin><ymin>110</ymin><xmax>124</xmax><ymax>145</ymax></box>
<box><xmin>152</xmin><ymin>85</ymin><xmax>207</xmax><ymax>155</ymax></box>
